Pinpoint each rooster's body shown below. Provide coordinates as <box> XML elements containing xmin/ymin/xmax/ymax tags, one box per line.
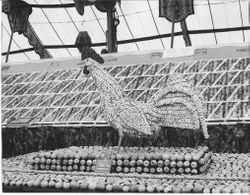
<box><xmin>83</xmin><ymin>57</ymin><xmax>209</xmax><ymax>150</ymax></box>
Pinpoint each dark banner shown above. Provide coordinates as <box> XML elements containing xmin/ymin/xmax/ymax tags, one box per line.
<box><xmin>159</xmin><ymin>0</ymin><xmax>194</xmax><ymax>22</ymax></box>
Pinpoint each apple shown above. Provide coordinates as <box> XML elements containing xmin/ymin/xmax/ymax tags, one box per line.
<box><xmin>164</xmin><ymin>167</ymin><xmax>170</xmax><ymax>173</ymax></box>
<box><xmin>123</xmin><ymin>167</ymin><xmax>129</xmax><ymax>173</ymax></box>
<box><xmin>147</xmin><ymin>185</ymin><xmax>155</xmax><ymax>193</ymax></box>
<box><xmin>130</xmin><ymin>167</ymin><xmax>136</xmax><ymax>173</ymax></box>
<box><xmin>62</xmin><ymin>159</ymin><xmax>68</xmax><ymax>165</ymax></box>
<box><xmin>122</xmin><ymin>185</ymin><xmax>130</xmax><ymax>192</ymax></box>
<box><xmin>116</xmin><ymin>166</ymin><xmax>122</xmax><ymax>172</ymax></box>
<box><xmin>117</xmin><ymin>160</ymin><xmax>123</xmax><ymax>166</ymax></box>
<box><xmin>46</xmin><ymin>158</ymin><xmax>51</xmax><ymax>164</ymax></box>
<box><xmin>156</xmin><ymin>185</ymin><xmax>164</xmax><ymax>192</ymax></box>
<box><xmin>164</xmin><ymin>159</ymin><xmax>170</xmax><ymax>166</ymax></box>
<box><xmin>79</xmin><ymin>165</ymin><xmax>85</xmax><ymax>171</ymax></box>
<box><xmin>87</xmin><ymin>159</ymin><xmax>93</xmax><ymax>166</ymax></box>
<box><xmin>143</xmin><ymin>167</ymin><xmax>149</xmax><ymax>173</ymax></box>
<box><xmin>106</xmin><ymin>184</ymin><xmax>113</xmax><ymax>192</ymax></box>
<box><xmin>137</xmin><ymin>159</ymin><xmax>143</xmax><ymax>166</ymax></box>
<box><xmin>41</xmin><ymin>180</ymin><xmax>49</xmax><ymax>188</ymax></box>
<box><xmin>184</xmin><ymin>153</ymin><xmax>192</xmax><ymax>161</ymax></box>
<box><xmin>170</xmin><ymin>161</ymin><xmax>176</xmax><ymax>167</ymax></box>
<box><xmin>74</xmin><ymin>158</ymin><xmax>80</xmax><ymax>164</ymax></box>
<box><xmin>123</xmin><ymin>159</ymin><xmax>130</xmax><ymax>166</ymax></box>
<box><xmin>158</xmin><ymin>160</ymin><xmax>164</xmax><ymax>167</ymax></box>
<box><xmin>130</xmin><ymin>184</ymin><xmax>138</xmax><ymax>192</ymax></box>
<box><xmin>138</xmin><ymin>185</ymin><xmax>146</xmax><ymax>192</ymax></box>
<box><xmin>79</xmin><ymin>182</ymin><xmax>88</xmax><ymax>190</ymax></box>
<box><xmin>55</xmin><ymin>181</ymin><xmax>63</xmax><ymax>189</ymax></box>
<box><xmin>131</xmin><ymin>154</ymin><xmax>138</xmax><ymax>160</ymax></box>
<box><xmin>143</xmin><ymin>160</ymin><xmax>150</xmax><ymax>167</ymax></box>
<box><xmin>185</xmin><ymin>167</ymin><xmax>191</xmax><ymax>174</ymax></box>
<box><xmin>40</xmin><ymin>157</ymin><xmax>46</xmax><ymax>164</ymax></box>
<box><xmin>56</xmin><ymin>159</ymin><xmax>61</xmax><ymax>165</ymax></box>
<box><xmin>63</xmin><ymin>182</ymin><xmax>70</xmax><ymax>190</ymax></box>
<box><xmin>62</xmin><ymin>165</ymin><xmax>67</xmax><ymax>171</ymax></box>
<box><xmin>45</xmin><ymin>165</ymin><xmax>50</xmax><ymax>170</ymax></box>
<box><xmin>136</xmin><ymin>167</ymin><xmax>142</xmax><ymax>173</ymax></box>
<box><xmin>33</xmin><ymin>164</ymin><xmax>39</xmax><ymax>170</ymax></box>
<box><xmin>177</xmin><ymin>161</ymin><xmax>183</xmax><ymax>167</ymax></box>
<box><xmin>34</xmin><ymin>157</ymin><xmax>40</xmax><ymax>164</ymax></box>
<box><xmin>150</xmin><ymin>168</ymin><xmax>156</xmax><ymax>174</ymax></box>
<box><xmin>51</xmin><ymin>159</ymin><xmax>56</xmax><ymax>165</ymax></box>
<box><xmin>150</xmin><ymin>160</ymin><xmax>157</xmax><ymax>166</ymax></box>
<box><xmin>164</xmin><ymin>186</ymin><xmax>172</xmax><ymax>193</ymax></box>
<box><xmin>177</xmin><ymin>168</ymin><xmax>184</xmax><ymax>174</ymax></box>
<box><xmin>170</xmin><ymin>154</ymin><xmax>177</xmax><ymax>161</ymax></box>
<box><xmin>146</xmin><ymin>153</ymin><xmax>153</xmax><ymax>160</ymax></box>
<box><xmin>27</xmin><ymin>180</ymin><xmax>34</xmax><ymax>187</ymax></box>
<box><xmin>48</xmin><ymin>180</ymin><xmax>55</xmax><ymax>188</ymax></box>
<box><xmin>68</xmin><ymin>159</ymin><xmax>73</xmax><ymax>165</ymax></box>
<box><xmin>170</xmin><ymin>168</ymin><xmax>177</xmax><ymax>174</ymax></box>
<box><xmin>162</xmin><ymin>153</ymin><xmax>170</xmax><ymax>160</ymax></box>
<box><xmin>73</xmin><ymin>165</ymin><xmax>78</xmax><ymax>170</ymax></box>
<box><xmin>191</xmin><ymin>169</ymin><xmax>198</xmax><ymax>174</ymax></box>
<box><xmin>114</xmin><ymin>184</ymin><xmax>123</xmax><ymax>192</ymax></box>
<box><xmin>80</xmin><ymin>160</ymin><xmax>86</xmax><ymax>165</ymax></box>
<box><xmin>40</xmin><ymin>164</ymin><xmax>45</xmax><ymax>170</ymax></box>
<box><xmin>191</xmin><ymin>161</ymin><xmax>198</xmax><ymax>168</ymax></box>
<box><xmin>56</xmin><ymin>165</ymin><xmax>61</xmax><ymax>171</ymax></box>
<box><xmin>92</xmin><ymin>159</ymin><xmax>97</xmax><ymax>165</ymax></box>
<box><xmin>138</xmin><ymin>154</ymin><xmax>145</xmax><ymax>160</ymax></box>
<box><xmin>130</xmin><ymin>160</ymin><xmax>136</xmax><ymax>167</ymax></box>
<box><xmin>184</xmin><ymin>161</ymin><xmax>190</xmax><ymax>167</ymax></box>
<box><xmin>67</xmin><ymin>166</ymin><xmax>73</xmax><ymax>171</ymax></box>
<box><xmin>156</xmin><ymin>167</ymin><xmax>163</xmax><ymax>174</ymax></box>
<box><xmin>91</xmin><ymin>165</ymin><xmax>96</xmax><ymax>171</ymax></box>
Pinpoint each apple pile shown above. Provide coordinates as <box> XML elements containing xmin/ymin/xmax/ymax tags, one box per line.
<box><xmin>206</xmin><ymin>153</ymin><xmax>250</xmax><ymax>180</ymax></box>
<box><xmin>2</xmin><ymin>171</ymin><xmax>249</xmax><ymax>193</ymax></box>
<box><xmin>29</xmin><ymin>146</ymin><xmax>212</xmax><ymax>175</ymax></box>
<box><xmin>110</xmin><ymin>146</ymin><xmax>212</xmax><ymax>175</ymax></box>
<box><xmin>30</xmin><ymin>146</ymin><xmax>109</xmax><ymax>173</ymax></box>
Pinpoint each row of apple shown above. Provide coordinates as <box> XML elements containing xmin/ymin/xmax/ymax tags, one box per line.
<box><xmin>30</xmin><ymin>146</ymin><xmax>211</xmax><ymax>174</ymax></box>
<box><xmin>2</xmin><ymin>172</ymin><xmax>249</xmax><ymax>193</ymax></box>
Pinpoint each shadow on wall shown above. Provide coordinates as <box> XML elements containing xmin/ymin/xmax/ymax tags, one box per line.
<box><xmin>2</xmin><ymin>124</ymin><xmax>250</xmax><ymax>158</ymax></box>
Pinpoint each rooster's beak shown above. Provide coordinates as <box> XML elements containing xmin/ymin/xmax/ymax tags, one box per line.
<box><xmin>83</xmin><ymin>65</ymin><xmax>90</xmax><ymax>75</ymax></box>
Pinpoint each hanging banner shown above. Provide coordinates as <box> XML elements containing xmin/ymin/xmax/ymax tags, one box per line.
<box><xmin>159</xmin><ymin>0</ymin><xmax>194</xmax><ymax>22</ymax></box>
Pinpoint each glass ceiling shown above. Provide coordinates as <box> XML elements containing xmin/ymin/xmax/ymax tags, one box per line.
<box><xmin>1</xmin><ymin>0</ymin><xmax>250</xmax><ymax>63</ymax></box>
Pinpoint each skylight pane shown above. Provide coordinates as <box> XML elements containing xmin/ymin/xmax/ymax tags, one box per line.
<box><xmin>52</xmin><ymin>22</ymin><xmax>79</xmax><ymax>44</ymax></box>
<box><xmin>25</xmin><ymin>51</ymin><xmax>41</xmax><ymax>60</ymax></box>
<box><xmin>240</xmin><ymin>0</ymin><xmax>249</xmax><ymax>26</ymax></box>
<box><xmin>48</xmin><ymin>49</ymin><xmax>71</xmax><ymax>58</ymax></box>
<box><xmin>29</xmin><ymin>8</ymin><xmax>49</xmax><ymax>23</ymax></box>
<box><xmin>43</xmin><ymin>9</ymin><xmax>71</xmax><ymax>22</ymax></box>
<box><xmin>116</xmin><ymin>16</ymin><xmax>133</xmax><ymax>40</ymax></box>
<box><xmin>224</xmin><ymin>1</ymin><xmax>241</xmax><ymax>27</ymax></box>
<box><xmin>118</xmin><ymin>43</ymin><xmax>138</xmax><ymax>52</ymax></box>
<box><xmin>31</xmin><ymin>23</ymin><xmax>62</xmax><ymax>45</ymax></box>
<box><xmin>75</xmin><ymin>21</ymin><xmax>105</xmax><ymax>43</ymax></box>
<box><xmin>65</xmin><ymin>8</ymin><xmax>84</xmax><ymax>22</ymax></box>
<box><xmin>5</xmin><ymin>53</ymin><xmax>29</xmax><ymax>63</ymax></box>
<box><xmin>68</xmin><ymin>48</ymin><xmax>80</xmax><ymax>56</ymax></box>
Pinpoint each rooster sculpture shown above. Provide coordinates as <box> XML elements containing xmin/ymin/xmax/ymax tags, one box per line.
<box><xmin>80</xmin><ymin>47</ymin><xmax>209</xmax><ymax>151</ymax></box>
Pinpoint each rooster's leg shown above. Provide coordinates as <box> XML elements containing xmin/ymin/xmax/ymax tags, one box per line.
<box><xmin>117</xmin><ymin>131</ymin><xmax>124</xmax><ymax>152</ymax></box>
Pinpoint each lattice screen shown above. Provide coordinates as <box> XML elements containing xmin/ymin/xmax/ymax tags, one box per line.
<box><xmin>1</xmin><ymin>57</ymin><xmax>250</xmax><ymax>127</ymax></box>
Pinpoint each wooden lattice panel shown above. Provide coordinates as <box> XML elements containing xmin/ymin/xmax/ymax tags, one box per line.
<box><xmin>1</xmin><ymin>47</ymin><xmax>250</xmax><ymax>127</ymax></box>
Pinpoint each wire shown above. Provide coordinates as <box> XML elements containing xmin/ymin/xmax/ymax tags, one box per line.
<box><xmin>118</xmin><ymin>5</ymin><xmax>140</xmax><ymax>51</ymax></box>
<box><xmin>207</xmin><ymin>0</ymin><xmax>218</xmax><ymax>44</ymax></box>
<box><xmin>238</xmin><ymin>0</ymin><xmax>246</xmax><ymax>42</ymax></box>
<box><xmin>146</xmin><ymin>0</ymin><xmax>165</xmax><ymax>49</ymax></box>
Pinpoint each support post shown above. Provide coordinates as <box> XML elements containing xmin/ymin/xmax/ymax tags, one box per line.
<box><xmin>5</xmin><ymin>31</ymin><xmax>14</xmax><ymax>63</ymax></box>
<box><xmin>181</xmin><ymin>19</ymin><xmax>192</xmax><ymax>47</ymax></box>
<box><xmin>170</xmin><ymin>1</ymin><xmax>176</xmax><ymax>48</ymax></box>
<box><xmin>107</xmin><ymin>8</ymin><xmax>117</xmax><ymax>53</ymax></box>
